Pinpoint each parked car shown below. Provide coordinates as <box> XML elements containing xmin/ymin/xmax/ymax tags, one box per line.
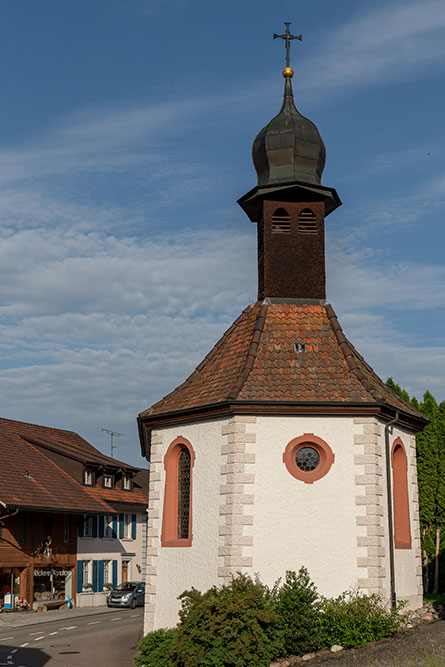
<box><xmin>106</xmin><ymin>581</ymin><xmax>145</xmax><ymax>609</ymax></box>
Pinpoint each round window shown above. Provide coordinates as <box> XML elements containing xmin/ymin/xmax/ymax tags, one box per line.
<box><xmin>295</xmin><ymin>446</ymin><xmax>320</xmax><ymax>472</ymax></box>
<box><xmin>283</xmin><ymin>434</ymin><xmax>334</xmax><ymax>484</ymax></box>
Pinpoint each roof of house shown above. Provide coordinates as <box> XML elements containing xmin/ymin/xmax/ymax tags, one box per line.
<box><xmin>0</xmin><ymin>417</ymin><xmax>148</xmax><ymax>513</ymax></box>
<box><xmin>140</xmin><ymin>302</ymin><xmax>425</xmax><ymax>426</ymax></box>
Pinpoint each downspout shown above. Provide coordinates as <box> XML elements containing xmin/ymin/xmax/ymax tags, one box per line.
<box><xmin>384</xmin><ymin>410</ymin><xmax>399</xmax><ymax>609</ymax></box>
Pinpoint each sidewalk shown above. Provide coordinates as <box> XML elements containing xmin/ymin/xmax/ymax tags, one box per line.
<box><xmin>0</xmin><ymin>604</ymin><xmax>121</xmax><ymax>629</ymax></box>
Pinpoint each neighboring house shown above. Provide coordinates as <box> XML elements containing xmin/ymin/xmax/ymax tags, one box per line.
<box><xmin>0</xmin><ymin>417</ymin><xmax>148</xmax><ymax>610</ymax></box>
<box><xmin>76</xmin><ymin>468</ymin><xmax>148</xmax><ymax>607</ymax></box>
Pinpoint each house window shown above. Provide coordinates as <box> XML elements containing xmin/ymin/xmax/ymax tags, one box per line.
<box><xmin>123</xmin><ymin>474</ymin><xmax>132</xmax><ymax>491</ymax></box>
<box><xmin>104</xmin><ymin>515</ymin><xmax>114</xmax><ymax>538</ymax></box>
<box><xmin>124</xmin><ymin>514</ymin><xmax>132</xmax><ymax>539</ymax></box>
<box><xmin>103</xmin><ymin>474</ymin><xmax>113</xmax><ymax>488</ymax></box>
<box><xmin>161</xmin><ymin>437</ymin><xmax>195</xmax><ymax>547</ymax></box>
<box><xmin>83</xmin><ymin>516</ymin><xmax>93</xmax><ymax>538</ymax></box>
<box><xmin>82</xmin><ymin>560</ymin><xmax>90</xmax><ymax>588</ymax></box>
<box><xmin>103</xmin><ymin>560</ymin><xmax>111</xmax><ymax>585</ymax></box>
<box><xmin>63</xmin><ymin>515</ymin><xmax>70</xmax><ymax>543</ymax></box>
<box><xmin>84</xmin><ymin>469</ymin><xmax>94</xmax><ymax>486</ymax></box>
<box><xmin>392</xmin><ymin>438</ymin><xmax>412</xmax><ymax>549</ymax></box>
<box><xmin>283</xmin><ymin>434</ymin><xmax>335</xmax><ymax>484</ymax></box>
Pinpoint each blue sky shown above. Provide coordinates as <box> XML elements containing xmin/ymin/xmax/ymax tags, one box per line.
<box><xmin>0</xmin><ymin>0</ymin><xmax>444</xmax><ymax>466</ymax></box>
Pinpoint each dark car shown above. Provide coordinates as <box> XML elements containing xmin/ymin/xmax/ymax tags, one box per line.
<box><xmin>106</xmin><ymin>581</ymin><xmax>145</xmax><ymax>609</ymax></box>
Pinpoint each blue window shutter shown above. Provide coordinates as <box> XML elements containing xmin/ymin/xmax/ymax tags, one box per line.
<box><xmin>131</xmin><ymin>514</ymin><xmax>136</xmax><ymax>540</ymax></box>
<box><xmin>92</xmin><ymin>560</ymin><xmax>98</xmax><ymax>592</ymax></box>
<box><xmin>98</xmin><ymin>561</ymin><xmax>104</xmax><ymax>592</ymax></box>
<box><xmin>112</xmin><ymin>560</ymin><xmax>118</xmax><ymax>588</ymax></box>
<box><xmin>76</xmin><ymin>560</ymin><xmax>83</xmax><ymax>593</ymax></box>
<box><xmin>99</xmin><ymin>516</ymin><xmax>104</xmax><ymax>538</ymax></box>
<box><xmin>119</xmin><ymin>514</ymin><xmax>124</xmax><ymax>539</ymax></box>
<box><xmin>112</xmin><ymin>516</ymin><xmax>117</xmax><ymax>538</ymax></box>
<box><xmin>78</xmin><ymin>518</ymin><xmax>84</xmax><ymax>538</ymax></box>
<box><xmin>92</xmin><ymin>516</ymin><xmax>98</xmax><ymax>538</ymax></box>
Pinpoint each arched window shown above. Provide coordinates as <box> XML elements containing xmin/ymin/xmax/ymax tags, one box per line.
<box><xmin>271</xmin><ymin>207</ymin><xmax>291</xmax><ymax>233</ymax></box>
<box><xmin>161</xmin><ymin>437</ymin><xmax>195</xmax><ymax>547</ymax></box>
<box><xmin>391</xmin><ymin>438</ymin><xmax>412</xmax><ymax>549</ymax></box>
<box><xmin>298</xmin><ymin>208</ymin><xmax>317</xmax><ymax>233</ymax></box>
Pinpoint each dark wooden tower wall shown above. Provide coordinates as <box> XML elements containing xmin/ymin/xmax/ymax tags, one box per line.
<box><xmin>258</xmin><ymin>200</ymin><xmax>325</xmax><ymax>300</ymax></box>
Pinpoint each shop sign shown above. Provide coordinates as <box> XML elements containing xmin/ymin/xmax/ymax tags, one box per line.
<box><xmin>34</xmin><ymin>569</ymin><xmax>71</xmax><ymax>576</ymax></box>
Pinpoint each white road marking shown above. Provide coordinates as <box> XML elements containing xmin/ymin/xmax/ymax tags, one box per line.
<box><xmin>33</xmin><ymin>636</ymin><xmax>45</xmax><ymax>641</ymax></box>
<box><xmin>19</xmin><ymin>643</ymin><xmax>29</xmax><ymax>647</ymax></box>
<box><xmin>59</xmin><ymin>625</ymin><xmax>77</xmax><ymax>630</ymax></box>
<box><xmin>130</xmin><ymin>614</ymin><xmax>139</xmax><ymax>617</ymax></box>
<box><xmin>0</xmin><ymin>637</ymin><xmax>13</xmax><ymax>641</ymax></box>
<box><xmin>29</xmin><ymin>631</ymin><xmax>42</xmax><ymax>635</ymax></box>
<box><xmin>49</xmin><ymin>631</ymin><xmax>58</xmax><ymax>635</ymax></box>
<box><xmin>87</xmin><ymin>621</ymin><xmax>100</xmax><ymax>625</ymax></box>
<box><xmin>10</xmin><ymin>651</ymin><xmax>17</xmax><ymax>654</ymax></box>
<box><xmin>110</xmin><ymin>617</ymin><xmax>121</xmax><ymax>621</ymax></box>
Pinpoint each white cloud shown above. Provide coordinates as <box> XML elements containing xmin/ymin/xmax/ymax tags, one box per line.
<box><xmin>295</xmin><ymin>0</ymin><xmax>445</xmax><ymax>99</ymax></box>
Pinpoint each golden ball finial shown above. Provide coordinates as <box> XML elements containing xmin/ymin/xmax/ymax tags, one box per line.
<box><xmin>282</xmin><ymin>66</ymin><xmax>294</xmax><ymax>78</ymax></box>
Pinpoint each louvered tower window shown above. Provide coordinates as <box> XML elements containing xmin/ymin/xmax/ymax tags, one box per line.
<box><xmin>177</xmin><ymin>448</ymin><xmax>191</xmax><ymax>539</ymax></box>
<box><xmin>271</xmin><ymin>207</ymin><xmax>291</xmax><ymax>233</ymax></box>
<box><xmin>298</xmin><ymin>208</ymin><xmax>317</xmax><ymax>233</ymax></box>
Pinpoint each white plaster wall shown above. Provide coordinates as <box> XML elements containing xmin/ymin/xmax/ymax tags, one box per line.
<box><xmin>151</xmin><ymin>419</ymin><xmax>224</xmax><ymax>629</ymax></box>
<box><xmin>377</xmin><ymin>423</ymin><xmax>423</xmax><ymax>609</ymax></box>
<box><xmin>252</xmin><ymin>416</ymin><xmax>362</xmax><ymax>597</ymax></box>
<box><xmin>77</xmin><ymin>512</ymin><xmax>145</xmax><ymax>582</ymax></box>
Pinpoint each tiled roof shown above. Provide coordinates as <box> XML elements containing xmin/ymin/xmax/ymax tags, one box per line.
<box><xmin>0</xmin><ymin>417</ymin><xmax>148</xmax><ymax>513</ymax></box>
<box><xmin>1</xmin><ymin>417</ymin><xmax>137</xmax><ymax>470</ymax></box>
<box><xmin>141</xmin><ymin>302</ymin><xmax>424</xmax><ymax>423</ymax></box>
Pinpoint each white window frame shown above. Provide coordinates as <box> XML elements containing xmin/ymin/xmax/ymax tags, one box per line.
<box><xmin>123</xmin><ymin>475</ymin><xmax>131</xmax><ymax>490</ymax></box>
<box><xmin>124</xmin><ymin>514</ymin><xmax>132</xmax><ymax>539</ymax></box>
<box><xmin>104</xmin><ymin>515</ymin><xmax>114</xmax><ymax>538</ymax></box>
<box><xmin>103</xmin><ymin>560</ymin><xmax>111</xmax><ymax>585</ymax></box>
<box><xmin>82</xmin><ymin>560</ymin><xmax>90</xmax><ymax>588</ymax></box>
<box><xmin>103</xmin><ymin>474</ymin><xmax>113</xmax><ymax>488</ymax></box>
<box><xmin>84</xmin><ymin>469</ymin><xmax>94</xmax><ymax>486</ymax></box>
<box><xmin>83</xmin><ymin>515</ymin><xmax>93</xmax><ymax>538</ymax></box>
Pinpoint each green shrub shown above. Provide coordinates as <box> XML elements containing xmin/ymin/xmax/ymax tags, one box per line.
<box><xmin>134</xmin><ymin>627</ymin><xmax>178</xmax><ymax>667</ymax></box>
<box><xmin>174</xmin><ymin>573</ymin><xmax>283</xmax><ymax>667</ymax></box>
<box><xmin>274</xmin><ymin>567</ymin><xmax>321</xmax><ymax>656</ymax></box>
<box><xmin>318</xmin><ymin>591</ymin><xmax>405</xmax><ymax>649</ymax></box>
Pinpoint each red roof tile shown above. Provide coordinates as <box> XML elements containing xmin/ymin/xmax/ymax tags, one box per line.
<box><xmin>0</xmin><ymin>417</ymin><xmax>148</xmax><ymax>513</ymax></box>
<box><xmin>141</xmin><ymin>302</ymin><xmax>424</xmax><ymax>423</ymax></box>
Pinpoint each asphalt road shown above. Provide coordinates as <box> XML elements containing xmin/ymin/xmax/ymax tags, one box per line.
<box><xmin>0</xmin><ymin>608</ymin><xmax>143</xmax><ymax>666</ymax></box>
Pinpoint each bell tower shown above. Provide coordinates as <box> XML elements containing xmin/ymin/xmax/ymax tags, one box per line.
<box><xmin>238</xmin><ymin>31</ymin><xmax>341</xmax><ymax>301</ymax></box>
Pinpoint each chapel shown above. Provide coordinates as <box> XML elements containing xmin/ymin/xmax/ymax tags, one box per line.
<box><xmin>138</xmin><ymin>29</ymin><xmax>427</xmax><ymax>633</ymax></box>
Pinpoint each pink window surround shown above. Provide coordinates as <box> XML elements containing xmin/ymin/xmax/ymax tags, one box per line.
<box><xmin>161</xmin><ymin>436</ymin><xmax>195</xmax><ymax>547</ymax></box>
<box><xmin>391</xmin><ymin>438</ymin><xmax>412</xmax><ymax>549</ymax></box>
<box><xmin>283</xmin><ymin>434</ymin><xmax>334</xmax><ymax>484</ymax></box>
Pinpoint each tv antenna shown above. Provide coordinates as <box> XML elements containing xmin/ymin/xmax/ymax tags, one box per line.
<box><xmin>101</xmin><ymin>428</ymin><xmax>123</xmax><ymax>458</ymax></box>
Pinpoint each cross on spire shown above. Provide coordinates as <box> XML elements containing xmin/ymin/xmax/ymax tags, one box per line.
<box><xmin>273</xmin><ymin>22</ymin><xmax>302</xmax><ymax>68</ymax></box>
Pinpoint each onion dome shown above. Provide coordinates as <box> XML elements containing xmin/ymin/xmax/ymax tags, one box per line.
<box><xmin>253</xmin><ymin>68</ymin><xmax>326</xmax><ymax>187</ymax></box>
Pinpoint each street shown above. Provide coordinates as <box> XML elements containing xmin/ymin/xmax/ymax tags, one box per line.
<box><xmin>0</xmin><ymin>608</ymin><xmax>143</xmax><ymax>666</ymax></box>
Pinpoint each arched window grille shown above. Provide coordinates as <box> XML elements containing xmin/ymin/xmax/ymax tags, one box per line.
<box><xmin>271</xmin><ymin>207</ymin><xmax>291</xmax><ymax>233</ymax></box>
<box><xmin>391</xmin><ymin>438</ymin><xmax>412</xmax><ymax>549</ymax></box>
<box><xmin>177</xmin><ymin>448</ymin><xmax>191</xmax><ymax>539</ymax></box>
<box><xmin>161</xmin><ymin>437</ymin><xmax>195</xmax><ymax>547</ymax></box>
<box><xmin>298</xmin><ymin>208</ymin><xmax>317</xmax><ymax>233</ymax></box>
